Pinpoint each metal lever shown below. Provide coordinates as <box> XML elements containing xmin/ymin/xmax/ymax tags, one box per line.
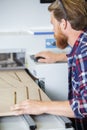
<box><xmin>56</xmin><ymin>116</ymin><xmax>72</xmax><ymax>128</ymax></box>
<box><xmin>22</xmin><ymin>115</ymin><xmax>37</xmax><ymax>130</ymax></box>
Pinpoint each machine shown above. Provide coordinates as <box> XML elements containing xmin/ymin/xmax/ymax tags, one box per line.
<box><xmin>0</xmin><ymin>49</ymin><xmax>74</xmax><ymax>130</ymax></box>
<box><xmin>26</xmin><ymin>51</ymin><xmax>69</xmax><ymax>101</ymax></box>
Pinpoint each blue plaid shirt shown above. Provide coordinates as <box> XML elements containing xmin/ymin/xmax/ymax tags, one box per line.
<box><xmin>67</xmin><ymin>30</ymin><xmax>87</xmax><ymax>118</ymax></box>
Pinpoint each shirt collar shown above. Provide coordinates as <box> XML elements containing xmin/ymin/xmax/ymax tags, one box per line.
<box><xmin>67</xmin><ymin>30</ymin><xmax>87</xmax><ymax>57</ymax></box>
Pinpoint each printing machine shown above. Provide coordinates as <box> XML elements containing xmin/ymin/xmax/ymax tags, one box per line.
<box><xmin>0</xmin><ymin>49</ymin><xmax>74</xmax><ymax>130</ymax></box>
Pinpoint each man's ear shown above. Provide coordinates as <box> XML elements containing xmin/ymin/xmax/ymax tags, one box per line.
<box><xmin>60</xmin><ymin>19</ymin><xmax>67</xmax><ymax>30</ymax></box>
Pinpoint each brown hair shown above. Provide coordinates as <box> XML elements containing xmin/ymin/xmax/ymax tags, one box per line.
<box><xmin>48</xmin><ymin>0</ymin><xmax>87</xmax><ymax>30</ymax></box>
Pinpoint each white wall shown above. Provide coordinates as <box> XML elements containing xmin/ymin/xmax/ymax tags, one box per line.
<box><xmin>0</xmin><ymin>0</ymin><xmax>50</xmax><ymax>30</ymax></box>
<box><xmin>0</xmin><ymin>0</ymin><xmax>55</xmax><ymax>53</ymax></box>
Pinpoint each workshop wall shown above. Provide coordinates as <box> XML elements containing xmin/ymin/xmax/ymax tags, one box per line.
<box><xmin>0</xmin><ymin>0</ymin><xmax>54</xmax><ymax>53</ymax></box>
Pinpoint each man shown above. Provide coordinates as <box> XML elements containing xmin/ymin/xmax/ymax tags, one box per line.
<box><xmin>11</xmin><ymin>0</ymin><xmax>87</xmax><ymax>129</ymax></box>
<box><xmin>35</xmin><ymin>0</ymin><xmax>87</xmax><ymax>64</ymax></box>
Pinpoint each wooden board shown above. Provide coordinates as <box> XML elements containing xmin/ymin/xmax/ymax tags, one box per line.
<box><xmin>0</xmin><ymin>70</ymin><xmax>50</xmax><ymax>116</ymax></box>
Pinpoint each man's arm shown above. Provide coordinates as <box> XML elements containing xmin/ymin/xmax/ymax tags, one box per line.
<box><xmin>11</xmin><ymin>100</ymin><xmax>75</xmax><ymax>118</ymax></box>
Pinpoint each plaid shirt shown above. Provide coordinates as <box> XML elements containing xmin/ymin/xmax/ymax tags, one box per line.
<box><xmin>67</xmin><ymin>30</ymin><xmax>87</xmax><ymax>118</ymax></box>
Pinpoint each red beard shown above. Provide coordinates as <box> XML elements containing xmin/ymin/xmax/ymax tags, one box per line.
<box><xmin>54</xmin><ymin>32</ymin><xmax>68</xmax><ymax>49</ymax></box>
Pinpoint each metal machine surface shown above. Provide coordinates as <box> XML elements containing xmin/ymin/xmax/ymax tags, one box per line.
<box><xmin>26</xmin><ymin>53</ymin><xmax>68</xmax><ymax>101</ymax></box>
<box><xmin>0</xmin><ymin>50</ymin><xmax>74</xmax><ymax>130</ymax></box>
<box><xmin>0</xmin><ymin>114</ymin><xmax>74</xmax><ymax>130</ymax></box>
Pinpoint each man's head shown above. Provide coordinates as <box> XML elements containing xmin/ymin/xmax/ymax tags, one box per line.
<box><xmin>48</xmin><ymin>0</ymin><xmax>87</xmax><ymax>49</ymax></box>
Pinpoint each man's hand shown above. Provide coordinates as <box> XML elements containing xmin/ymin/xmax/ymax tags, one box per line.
<box><xmin>35</xmin><ymin>51</ymin><xmax>67</xmax><ymax>63</ymax></box>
